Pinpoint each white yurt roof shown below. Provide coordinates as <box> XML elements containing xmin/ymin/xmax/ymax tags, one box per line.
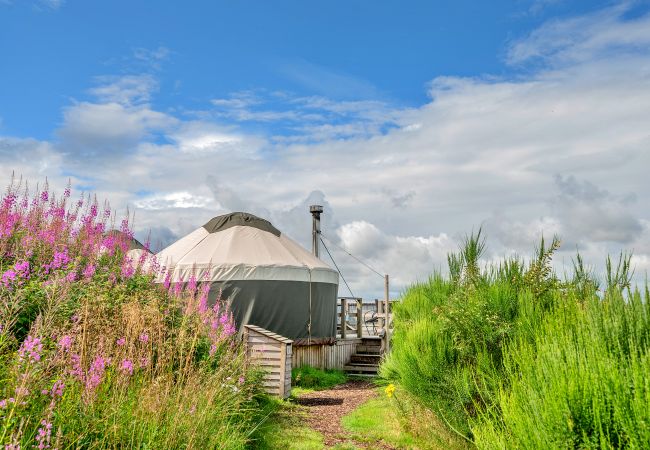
<box><xmin>156</xmin><ymin>212</ymin><xmax>338</xmax><ymax>285</ymax></box>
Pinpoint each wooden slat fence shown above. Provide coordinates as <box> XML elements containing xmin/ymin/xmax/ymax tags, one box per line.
<box><xmin>292</xmin><ymin>338</ymin><xmax>361</xmax><ymax>370</ymax></box>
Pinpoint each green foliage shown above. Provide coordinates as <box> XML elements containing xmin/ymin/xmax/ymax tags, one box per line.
<box><xmin>472</xmin><ymin>287</ymin><xmax>650</xmax><ymax>448</ymax></box>
<box><xmin>291</xmin><ymin>366</ymin><xmax>347</xmax><ymax>390</ymax></box>
<box><xmin>382</xmin><ymin>232</ymin><xmax>650</xmax><ymax>448</ymax></box>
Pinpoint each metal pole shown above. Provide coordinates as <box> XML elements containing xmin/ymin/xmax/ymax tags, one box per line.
<box><xmin>310</xmin><ymin>205</ymin><xmax>323</xmax><ymax>258</ymax></box>
<box><xmin>384</xmin><ymin>274</ymin><xmax>390</xmax><ymax>353</ymax></box>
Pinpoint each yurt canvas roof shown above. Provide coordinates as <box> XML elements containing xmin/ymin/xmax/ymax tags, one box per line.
<box><xmin>156</xmin><ymin>212</ymin><xmax>338</xmax><ymax>340</ymax></box>
<box><xmin>156</xmin><ymin>212</ymin><xmax>338</xmax><ymax>284</ymax></box>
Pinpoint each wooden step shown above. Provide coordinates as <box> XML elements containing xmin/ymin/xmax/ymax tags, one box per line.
<box><xmin>350</xmin><ymin>353</ymin><xmax>381</xmax><ymax>365</ymax></box>
<box><xmin>356</xmin><ymin>345</ymin><xmax>381</xmax><ymax>354</ymax></box>
<box><xmin>343</xmin><ymin>363</ymin><xmax>379</xmax><ymax>374</ymax></box>
<box><xmin>346</xmin><ymin>372</ymin><xmax>378</xmax><ymax>378</ymax></box>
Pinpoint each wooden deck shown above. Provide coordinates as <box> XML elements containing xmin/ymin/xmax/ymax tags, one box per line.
<box><xmin>292</xmin><ymin>298</ymin><xmax>396</xmax><ymax>372</ymax></box>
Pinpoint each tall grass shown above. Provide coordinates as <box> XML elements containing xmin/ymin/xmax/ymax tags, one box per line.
<box><xmin>381</xmin><ymin>230</ymin><xmax>650</xmax><ymax>448</ymax></box>
<box><xmin>0</xmin><ymin>179</ymin><xmax>265</xmax><ymax>449</ymax></box>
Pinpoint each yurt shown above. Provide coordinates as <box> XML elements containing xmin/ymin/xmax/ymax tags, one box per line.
<box><xmin>156</xmin><ymin>212</ymin><xmax>339</xmax><ymax>341</ymax></box>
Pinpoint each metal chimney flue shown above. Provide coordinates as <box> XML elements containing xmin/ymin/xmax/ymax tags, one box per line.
<box><xmin>310</xmin><ymin>205</ymin><xmax>323</xmax><ymax>258</ymax></box>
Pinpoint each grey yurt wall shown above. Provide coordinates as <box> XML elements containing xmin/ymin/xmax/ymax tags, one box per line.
<box><xmin>156</xmin><ymin>212</ymin><xmax>339</xmax><ymax>341</ymax></box>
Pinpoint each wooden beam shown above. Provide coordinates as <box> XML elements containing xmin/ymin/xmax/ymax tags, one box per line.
<box><xmin>356</xmin><ymin>298</ymin><xmax>363</xmax><ymax>338</ymax></box>
<box><xmin>340</xmin><ymin>297</ymin><xmax>348</xmax><ymax>339</ymax></box>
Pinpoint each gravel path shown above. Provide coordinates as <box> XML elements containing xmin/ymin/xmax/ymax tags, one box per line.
<box><xmin>295</xmin><ymin>380</ymin><xmax>395</xmax><ymax>449</ymax></box>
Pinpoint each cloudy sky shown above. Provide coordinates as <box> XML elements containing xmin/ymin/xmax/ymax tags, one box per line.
<box><xmin>1</xmin><ymin>0</ymin><xmax>649</xmax><ymax>298</ymax></box>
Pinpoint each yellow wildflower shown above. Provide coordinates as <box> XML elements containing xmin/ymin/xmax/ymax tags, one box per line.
<box><xmin>385</xmin><ymin>383</ymin><xmax>396</xmax><ymax>398</ymax></box>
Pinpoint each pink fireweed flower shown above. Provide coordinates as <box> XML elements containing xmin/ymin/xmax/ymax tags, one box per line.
<box><xmin>119</xmin><ymin>218</ymin><xmax>134</xmax><ymax>239</ymax></box>
<box><xmin>44</xmin><ymin>249</ymin><xmax>71</xmax><ymax>273</ymax></box>
<box><xmin>2</xmin><ymin>192</ymin><xmax>16</xmax><ymax>208</ymax></box>
<box><xmin>86</xmin><ymin>355</ymin><xmax>108</xmax><ymax>391</ymax></box>
<box><xmin>173</xmin><ymin>282</ymin><xmax>183</xmax><ymax>297</ymax></box>
<box><xmin>139</xmin><ymin>333</ymin><xmax>149</xmax><ymax>343</ymax></box>
<box><xmin>18</xmin><ymin>335</ymin><xmax>42</xmax><ymax>363</ymax></box>
<box><xmin>5</xmin><ymin>442</ymin><xmax>20</xmax><ymax>450</ymax></box>
<box><xmin>69</xmin><ymin>353</ymin><xmax>83</xmax><ymax>380</ymax></box>
<box><xmin>40</xmin><ymin>191</ymin><xmax>49</xmax><ymax>202</ymax></box>
<box><xmin>35</xmin><ymin>419</ymin><xmax>52</xmax><ymax>449</ymax></box>
<box><xmin>198</xmin><ymin>283</ymin><xmax>210</xmax><ymax>314</ymax></box>
<box><xmin>121</xmin><ymin>259</ymin><xmax>135</xmax><ymax>278</ymax></box>
<box><xmin>65</xmin><ymin>271</ymin><xmax>77</xmax><ymax>282</ymax></box>
<box><xmin>163</xmin><ymin>271</ymin><xmax>171</xmax><ymax>290</ymax></box>
<box><xmin>139</xmin><ymin>357</ymin><xmax>149</xmax><ymax>368</ymax></box>
<box><xmin>116</xmin><ymin>337</ymin><xmax>126</xmax><ymax>346</ymax></box>
<box><xmin>82</xmin><ymin>264</ymin><xmax>96</xmax><ymax>279</ymax></box>
<box><xmin>14</xmin><ymin>261</ymin><xmax>29</xmax><ymax>278</ymax></box>
<box><xmin>221</xmin><ymin>322</ymin><xmax>236</xmax><ymax>339</ymax></box>
<box><xmin>187</xmin><ymin>275</ymin><xmax>197</xmax><ymax>295</ymax></box>
<box><xmin>57</xmin><ymin>335</ymin><xmax>72</xmax><ymax>352</ymax></box>
<box><xmin>238</xmin><ymin>376</ymin><xmax>245</xmax><ymax>385</ymax></box>
<box><xmin>50</xmin><ymin>380</ymin><xmax>65</xmax><ymax>398</ymax></box>
<box><xmin>119</xmin><ymin>359</ymin><xmax>134</xmax><ymax>376</ymax></box>
<box><xmin>1</xmin><ymin>269</ymin><xmax>16</xmax><ymax>287</ymax></box>
<box><xmin>101</xmin><ymin>234</ymin><xmax>115</xmax><ymax>249</ymax></box>
<box><xmin>0</xmin><ymin>399</ymin><xmax>7</xmax><ymax>409</ymax></box>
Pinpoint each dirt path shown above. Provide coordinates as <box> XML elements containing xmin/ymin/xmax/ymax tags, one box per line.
<box><xmin>295</xmin><ymin>380</ymin><xmax>394</xmax><ymax>449</ymax></box>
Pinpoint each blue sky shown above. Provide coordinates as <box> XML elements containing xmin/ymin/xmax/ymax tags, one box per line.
<box><xmin>1</xmin><ymin>0</ymin><xmax>619</xmax><ymax>138</ymax></box>
<box><xmin>1</xmin><ymin>0</ymin><xmax>649</xmax><ymax>297</ymax></box>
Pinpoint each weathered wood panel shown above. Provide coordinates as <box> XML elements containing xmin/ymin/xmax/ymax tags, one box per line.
<box><xmin>292</xmin><ymin>338</ymin><xmax>361</xmax><ymax>370</ymax></box>
<box><xmin>244</xmin><ymin>325</ymin><xmax>293</xmax><ymax>398</ymax></box>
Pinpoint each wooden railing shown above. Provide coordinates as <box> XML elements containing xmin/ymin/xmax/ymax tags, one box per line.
<box><xmin>337</xmin><ymin>297</ymin><xmax>397</xmax><ymax>339</ymax></box>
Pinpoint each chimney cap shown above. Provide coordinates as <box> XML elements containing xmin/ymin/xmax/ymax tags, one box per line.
<box><xmin>309</xmin><ymin>205</ymin><xmax>324</xmax><ymax>214</ymax></box>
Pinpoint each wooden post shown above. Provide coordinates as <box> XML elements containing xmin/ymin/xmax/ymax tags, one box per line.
<box><xmin>356</xmin><ymin>298</ymin><xmax>363</xmax><ymax>338</ymax></box>
<box><xmin>340</xmin><ymin>297</ymin><xmax>347</xmax><ymax>339</ymax></box>
<box><xmin>384</xmin><ymin>274</ymin><xmax>390</xmax><ymax>353</ymax></box>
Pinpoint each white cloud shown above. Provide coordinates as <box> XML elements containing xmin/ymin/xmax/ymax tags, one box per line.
<box><xmin>170</xmin><ymin>122</ymin><xmax>263</xmax><ymax>155</ymax></box>
<box><xmin>89</xmin><ymin>75</ymin><xmax>158</xmax><ymax>106</ymax></box>
<box><xmin>134</xmin><ymin>191</ymin><xmax>213</xmax><ymax>210</ymax></box>
<box><xmin>507</xmin><ymin>3</ymin><xmax>650</xmax><ymax>65</ymax></box>
<box><xmin>58</xmin><ymin>101</ymin><xmax>176</xmax><ymax>158</ymax></box>
<box><xmin>2</xmin><ymin>3</ymin><xmax>649</xmax><ymax>298</ymax></box>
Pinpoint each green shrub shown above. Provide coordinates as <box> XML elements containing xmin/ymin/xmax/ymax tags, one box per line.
<box><xmin>381</xmin><ymin>229</ymin><xmax>650</xmax><ymax>448</ymax></box>
<box><xmin>472</xmin><ymin>287</ymin><xmax>650</xmax><ymax>448</ymax></box>
<box><xmin>292</xmin><ymin>366</ymin><xmax>347</xmax><ymax>390</ymax></box>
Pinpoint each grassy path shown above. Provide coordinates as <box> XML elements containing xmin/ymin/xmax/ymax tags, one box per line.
<box><xmin>294</xmin><ymin>381</ymin><xmax>392</xmax><ymax>448</ymax></box>
<box><xmin>252</xmin><ymin>380</ymin><xmax>463</xmax><ymax>450</ymax></box>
